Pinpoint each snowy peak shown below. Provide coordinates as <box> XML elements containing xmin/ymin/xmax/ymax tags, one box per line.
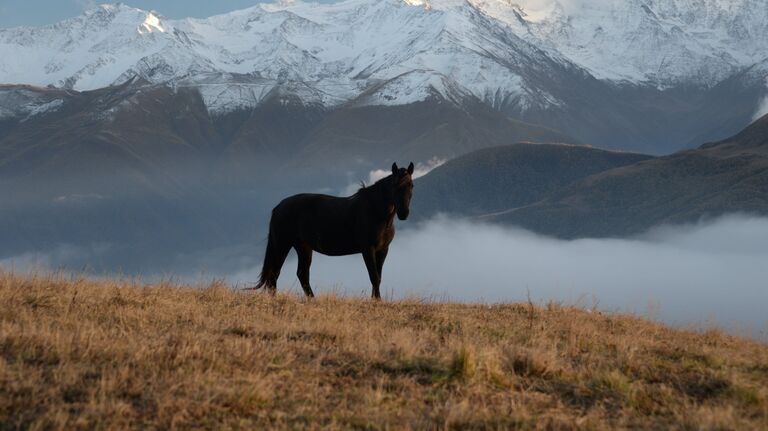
<box><xmin>0</xmin><ymin>3</ymin><xmax>182</xmax><ymax>90</ymax></box>
<box><xmin>138</xmin><ymin>11</ymin><xmax>166</xmax><ymax>34</ymax></box>
<box><xmin>484</xmin><ymin>0</ymin><xmax>768</xmax><ymax>85</ymax></box>
<box><xmin>0</xmin><ymin>0</ymin><xmax>766</xmax><ymax>114</ymax></box>
<box><xmin>66</xmin><ymin>3</ymin><xmax>168</xmax><ymax>37</ymax></box>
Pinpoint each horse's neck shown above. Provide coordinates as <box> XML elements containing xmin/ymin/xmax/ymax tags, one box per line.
<box><xmin>358</xmin><ymin>178</ymin><xmax>395</xmax><ymax>221</ymax></box>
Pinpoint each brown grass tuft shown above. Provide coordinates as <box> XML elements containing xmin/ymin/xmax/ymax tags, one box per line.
<box><xmin>0</xmin><ymin>271</ymin><xmax>766</xmax><ymax>429</ymax></box>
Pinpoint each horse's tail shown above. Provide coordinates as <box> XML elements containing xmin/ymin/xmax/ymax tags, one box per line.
<box><xmin>245</xmin><ymin>222</ymin><xmax>281</xmax><ymax>291</ymax></box>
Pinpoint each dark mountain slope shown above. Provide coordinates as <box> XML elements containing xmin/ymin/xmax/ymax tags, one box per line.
<box><xmin>492</xmin><ymin>114</ymin><xmax>768</xmax><ymax>237</ymax></box>
<box><xmin>0</xmin><ymin>81</ymin><xmax>220</xmax><ymax>201</ymax></box>
<box><xmin>508</xmin><ymin>69</ymin><xmax>767</xmax><ymax>155</ymax></box>
<box><xmin>412</xmin><ymin>143</ymin><xmax>653</xmax><ymax>219</ymax></box>
<box><xmin>0</xmin><ymin>82</ymin><xmax>580</xmax><ymax>271</ymax></box>
<box><xmin>288</xmin><ymin>93</ymin><xmax>578</xmax><ymax>181</ymax></box>
<box><xmin>0</xmin><ymin>82</ymin><xmax>578</xmax><ymax>193</ymax></box>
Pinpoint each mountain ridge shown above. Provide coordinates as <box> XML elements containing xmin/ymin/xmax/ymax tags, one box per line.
<box><xmin>476</xmin><ymin>114</ymin><xmax>768</xmax><ymax>237</ymax></box>
<box><xmin>1</xmin><ymin>1</ymin><xmax>765</xmax><ymax>107</ymax></box>
<box><xmin>1</xmin><ymin>0</ymin><xmax>766</xmax><ymax>153</ymax></box>
<box><xmin>411</xmin><ymin>142</ymin><xmax>654</xmax><ymax>220</ymax></box>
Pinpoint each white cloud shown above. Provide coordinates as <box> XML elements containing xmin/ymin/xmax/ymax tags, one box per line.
<box><xmin>7</xmin><ymin>213</ymin><xmax>766</xmax><ymax>339</ymax></box>
<box><xmin>342</xmin><ymin>157</ymin><xmax>446</xmax><ymax>196</ymax></box>
<box><xmin>752</xmin><ymin>77</ymin><xmax>768</xmax><ymax>121</ymax></box>
<box><xmin>754</xmin><ymin>95</ymin><xmax>768</xmax><ymax>121</ymax></box>
<box><xmin>233</xmin><ymin>215</ymin><xmax>768</xmax><ymax>338</ymax></box>
<box><xmin>0</xmin><ymin>243</ymin><xmax>112</xmax><ymax>272</ymax></box>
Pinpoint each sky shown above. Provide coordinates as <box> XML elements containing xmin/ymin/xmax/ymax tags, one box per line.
<box><xmin>0</xmin><ymin>0</ymin><xmax>335</xmax><ymax>28</ymax></box>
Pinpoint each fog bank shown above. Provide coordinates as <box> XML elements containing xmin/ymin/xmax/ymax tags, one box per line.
<box><xmin>754</xmin><ymin>94</ymin><xmax>768</xmax><ymax>121</ymax></box>
<box><xmin>232</xmin><ymin>215</ymin><xmax>768</xmax><ymax>338</ymax></box>
<box><xmin>3</xmin><ymin>213</ymin><xmax>766</xmax><ymax>338</ymax></box>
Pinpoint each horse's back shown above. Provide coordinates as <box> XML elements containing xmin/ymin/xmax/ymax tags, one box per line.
<box><xmin>269</xmin><ymin>193</ymin><xmax>360</xmax><ymax>254</ymax></box>
<box><xmin>273</xmin><ymin>193</ymin><xmax>348</xmax><ymax>217</ymax></box>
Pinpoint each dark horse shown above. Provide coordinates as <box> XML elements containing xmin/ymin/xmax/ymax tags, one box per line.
<box><xmin>250</xmin><ymin>162</ymin><xmax>414</xmax><ymax>300</ymax></box>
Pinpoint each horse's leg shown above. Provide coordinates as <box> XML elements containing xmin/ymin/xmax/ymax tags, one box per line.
<box><xmin>295</xmin><ymin>245</ymin><xmax>315</xmax><ymax>298</ymax></box>
<box><xmin>266</xmin><ymin>242</ymin><xmax>292</xmax><ymax>294</ymax></box>
<box><xmin>362</xmin><ymin>248</ymin><xmax>381</xmax><ymax>300</ymax></box>
<box><xmin>375</xmin><ymin>247</ymin><xmax>389</xmax><ymax>293</ymax></box>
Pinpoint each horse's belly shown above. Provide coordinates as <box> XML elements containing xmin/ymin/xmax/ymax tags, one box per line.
<box><xmin>312</xmin><ymin>241</ymin><xmax>360</xmax><ymax>257</ymax></box>
<box><xmin>316</xmin><ymin>248</ymin><xmax>358</xmax><ymax>257</ymax></box>
<box><xmin>298</xmin><ymin>229</ymin><xmax>358</xmax><ymax>256</ymax></box>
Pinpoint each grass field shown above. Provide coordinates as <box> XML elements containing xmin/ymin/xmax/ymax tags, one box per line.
<box><xmin>1</xmin><ymin>271</ymin><xmax>767</xmax><ymax>430</ymax></box>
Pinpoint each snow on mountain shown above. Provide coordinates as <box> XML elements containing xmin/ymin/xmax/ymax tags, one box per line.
<box><xmin>350</xmin><ymin>70</ymin><xmax>477</xmax><ymax>106</ymax></box>
<box><xmin>0</xmin><ymin>5</ymin><xmax>178</xmax><ymax>90</ymax></box>
<box><xmin>0</xmin><ymin>0</ymin><xmax>766</xmax><ymax>115</ymax></box>
<box><xmin>492</xmin><ymin>0</ymin><xmax>768</xmax><ymax>86</ymax></box>
<box><xmin>0</xmin><ymin>86</ymin><xmax>66</xmax><ymax>120</ymax></box>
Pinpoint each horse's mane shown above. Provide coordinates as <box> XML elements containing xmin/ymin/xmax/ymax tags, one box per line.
<box><xmin>353</xmin><ymin>174</ymin><xmax>394</xmax><ymax>197</ymax></box>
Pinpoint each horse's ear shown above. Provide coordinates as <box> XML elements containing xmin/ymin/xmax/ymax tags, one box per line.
<box><xmin>392</xmin><ymin>162</ymin><xmax>398</xmax><ymax>174</ymax></box>
<box><xmin>407</xmin><ymin>162</ymin><xmax>414</xmax><ymax>175</ymax></box>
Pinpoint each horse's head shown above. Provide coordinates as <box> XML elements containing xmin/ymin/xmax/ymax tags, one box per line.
<box><xmin>390</xmin><ymin>162</ymin><xmax>414</xmax><ymax>220</ymax></box>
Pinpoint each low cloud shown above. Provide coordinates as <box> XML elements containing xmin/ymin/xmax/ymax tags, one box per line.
<box><xmin>342</xmin><ymin>157</ymin><xmax>446</xmax><ymax>195</ymax></box>
<box><xmin>752</xmin><ymin>77</ymin><xmax>768</xmax><ymax>121</ymax></box>
<box><xmin>232</xmin><ymin>215</ymin><xmax>768</xmax><ymax>338</ymax></box>
<box><xmin>5</xmin><ymin>213</ymin><xmax>766</xmax><ymax>338</ymax></box>
<box><xmin>754</xmin><ymin>95</ymin><xmax>768</xmax><ymax>122</ymax></box>
<box><xmin>0</xmin><ymin>243</ymin><xmax>112</xmax><ymax>272</ymax></box>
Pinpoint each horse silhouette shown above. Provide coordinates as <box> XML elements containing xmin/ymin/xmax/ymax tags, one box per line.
<box><xmin>249</xmin><ymin>162</ymin><xmax>414</xmax><ymax>299</ymax></box>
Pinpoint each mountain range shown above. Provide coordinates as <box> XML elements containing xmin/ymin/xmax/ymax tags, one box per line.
<box><xmin>1</xmin><ymin>0</ymin><xmax>767</xmax><ymax>156</ymax></box>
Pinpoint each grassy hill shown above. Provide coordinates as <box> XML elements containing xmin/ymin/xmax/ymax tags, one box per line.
<box><xmin>1</xmin><ymin>272</ymin><xmax>767</xmax><ymax>429</ymax></box>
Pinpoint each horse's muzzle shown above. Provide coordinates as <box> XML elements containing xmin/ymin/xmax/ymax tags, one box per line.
<box><xmin>397</xmin><ymin>209</ymin><xmax>409</xmax><ymax>220</ymax></box>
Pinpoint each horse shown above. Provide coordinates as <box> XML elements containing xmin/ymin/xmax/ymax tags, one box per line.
<box><xmin>249</xmin><ymin>162</ymin><xmax>415</xmax><ymax>300</ymax></box>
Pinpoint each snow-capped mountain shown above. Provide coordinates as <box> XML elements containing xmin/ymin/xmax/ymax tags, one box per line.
<box><xmin>1</xmin><ymin>0</ymin><xmax>766</xmax><ymax>114</ymax></box>
<box><xmin>0</xmin><ymin>1</ymin><xmax>532</xmax><ymax>113</ymax></box>
<box><xmin>478</xmin><ymin>0</ymin><xmax>768</xmax><ymax>85</ymax></box>
<box><xmin>1</xmin><ymin>0</ymin><xmax>768</xmax><ymax>157</ymax></box>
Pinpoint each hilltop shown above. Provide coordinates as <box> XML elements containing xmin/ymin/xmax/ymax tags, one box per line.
<box><xmin>412</xmin><ymin>142</ymin><xmax>653</xmax><ymax>220</ymax></box>
<box><xmin>495</xmin><ymin>114</ymin><xmax>768</xmax><ymax>237</ymax></box>
<box><xmin>1</xmin><ymin>272</ymin><xmax>766</xmax><ymax>429</ymax></box>
<box><xmin>413</xmin><ymin>114</ymin><xmax>768</xmax><ymax>238</ymax></box>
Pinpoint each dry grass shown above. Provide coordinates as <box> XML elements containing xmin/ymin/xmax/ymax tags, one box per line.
<box><xmin>0</xmin><ymin>271</ymin><xmax>767</xmax><ymax>430</ymax></box>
